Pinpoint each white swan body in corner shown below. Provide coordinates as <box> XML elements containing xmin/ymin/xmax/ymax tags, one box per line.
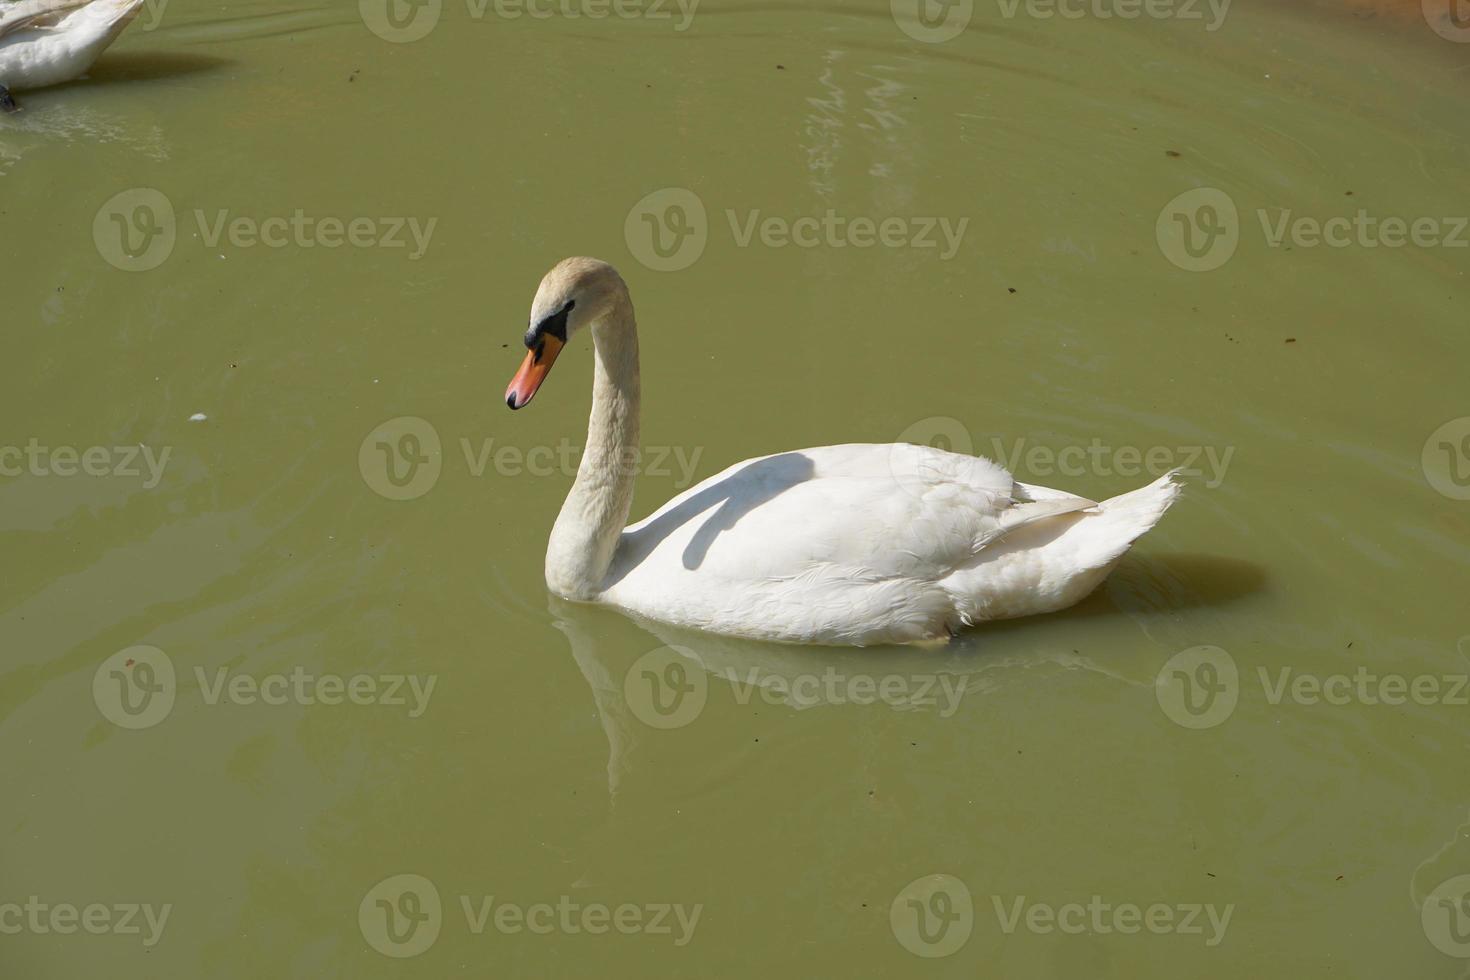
<box><xmin>0</xmin><ymin>0</ymin><xmax>144</xmax><ymax>111</ymax></box>
<box><xmin>505</xmin><ymin>257</ymin><xmax>1182</xmax><ymax>647</ymax></box>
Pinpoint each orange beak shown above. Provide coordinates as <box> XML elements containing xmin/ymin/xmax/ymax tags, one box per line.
<box><xmin>505</xmin><ymin>335</ymin><xmax>564</xmax><ymax>410</ymax></box>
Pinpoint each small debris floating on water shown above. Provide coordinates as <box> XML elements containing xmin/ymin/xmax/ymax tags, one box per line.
<box><xmin>188</xmin><ymin>413</ymin><xmax>208</xmax><ymax>422</ymax></box>
<box><xmin>1285</xmin><ymin>337</ymin><xmax>1297</xmax><ymax>344</ymax></box>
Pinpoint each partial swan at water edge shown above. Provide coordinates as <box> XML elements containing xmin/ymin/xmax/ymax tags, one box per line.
<box><xmin>0</xmin><ymin>0</ymin><xmax>144</xmax><ymax>111</ymax></box>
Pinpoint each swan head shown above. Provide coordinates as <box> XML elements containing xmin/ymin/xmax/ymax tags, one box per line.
<box><xmin>506</xmin><ymin>257</ymin><xmax>628</xmax><ymax>410</ymax></box>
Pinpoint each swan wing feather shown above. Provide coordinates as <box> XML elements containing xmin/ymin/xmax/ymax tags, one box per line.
<box><xmin>0</xmin><ymin>0</ymin><xmax>91</xmax><ymax>38</ymax></box>
<box><xmin>603</xmin><ymin>444</ymin><xmax>1092</xmax><ymax>632</ymax></box>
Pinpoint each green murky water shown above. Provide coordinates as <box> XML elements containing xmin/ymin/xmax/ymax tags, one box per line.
<box><xmin>4</xmin><ymin>0</ymin><xmax>1470</xmax><ymax>975</ymax></box>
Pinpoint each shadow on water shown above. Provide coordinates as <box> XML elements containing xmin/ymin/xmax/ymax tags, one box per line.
<box><xmin>969</xmin><ymin>551</ymin><xmax>1270</xmax><ymax>641</ymax></box>
<box><xmin>74</xmin><ymin>50</ymin><xmax>233</xmax><ymax>86</ymax></box>
<box><xmin>0</xmin><ymin>52</ymin><xmax>228</xmax><ymax>130</ymax></box>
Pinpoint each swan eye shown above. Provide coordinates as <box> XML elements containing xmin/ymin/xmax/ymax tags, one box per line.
<box><xmin>524</xmin><ymin>299</ymin><xmax>575</xmax><ymax>349</ymax></box>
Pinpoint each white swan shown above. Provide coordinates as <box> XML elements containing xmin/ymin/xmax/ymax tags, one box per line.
<box><xmin>506</xmin><ymin>257</ymin><xmax>1182</xmax><ymax>646</ymax></box>
<box><xmin>0</xmin><ymin>0</ymin><xmax>144</xmax><ymax>111</ymax></box>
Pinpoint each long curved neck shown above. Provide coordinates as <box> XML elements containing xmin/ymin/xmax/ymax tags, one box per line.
<box><xmin>545</xmin><ymin>299</ymin><xmax>640</xmax><ymax>599</ymax></box>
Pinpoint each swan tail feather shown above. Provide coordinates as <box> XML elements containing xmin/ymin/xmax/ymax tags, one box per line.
<box><xmin>1038</xmin><ymin>468</ymin><xmax>1183</xmax><ymax>575</ymax></box>
<box><xmin>942</xmin><ymin>470</ymin><xmax>1183</xmax><ymax>625</ymax></box>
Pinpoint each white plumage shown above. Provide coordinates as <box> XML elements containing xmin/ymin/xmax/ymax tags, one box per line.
<box><xmin>603</xmin><ymin>444</ymin><xmax>1180</xmax><ymax>644</ymax></box>
<box><xmin>0</xmin><ymin>0</ymin><xmax>144</xmax><ymax>106</ymax></box>
<box><xmin>506</xmin><ymin>258</ymin><xmax>1182</xmax><ymax>647</ymax></box>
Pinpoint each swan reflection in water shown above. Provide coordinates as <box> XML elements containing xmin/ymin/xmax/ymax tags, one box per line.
<box><xmin>542</xmin><ymin>552</ymin><xmax>1264</xmax><ymax>799</ymax></box>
